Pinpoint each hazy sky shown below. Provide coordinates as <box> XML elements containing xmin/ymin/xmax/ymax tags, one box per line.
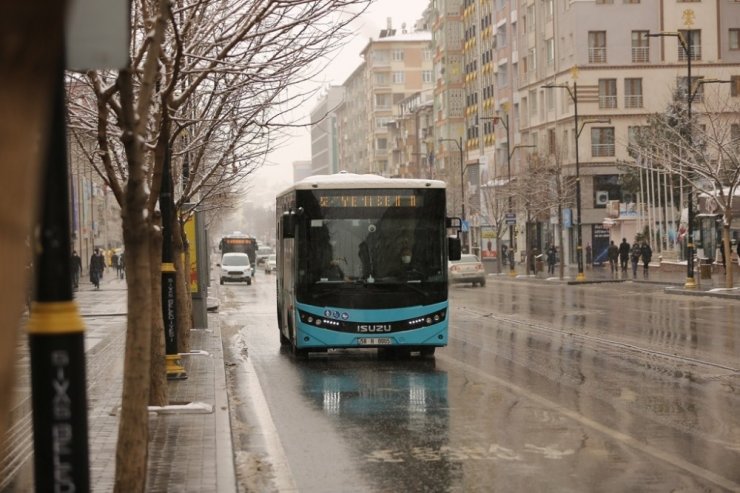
<box><xmin>247</xmin><ymin>0</ymin><xmax>430</xmax><ymax>206</ymax></box>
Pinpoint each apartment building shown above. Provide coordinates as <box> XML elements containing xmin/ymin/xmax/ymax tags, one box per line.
<box><xmin>310</xmin><ymin>86</ymin><xmax>345</xmax><ymax>176</ymax></box>
<box><xmin>440</xmin><ymin>0</ymin><xmax>740</xmax><ymax>266</ymax></box>
<box><xmin>334</xmin><ymin>23</ymin><xmax>434</xmax><ymax>176</ymax></box>
<box><xmin>387</xmin><ymin>91</ymin><xmax>435</xmax><ymax>178</ymax></box>
<box><xmin>431</xmin><ymin>0</ymin><xmax>466</xmax><ymax>218</ymax></box>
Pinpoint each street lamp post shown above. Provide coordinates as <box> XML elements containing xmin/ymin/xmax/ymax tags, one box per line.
<box><xmin>439</xmin><ymin>137</ymin><xmax>466</xmax><ymax>252</ymax></box>
<box><xmin>493</xmin><ymin>113</ymin><xmax>535</xmax><ymax>277</ymax></box>
<box><xmin>647</xmin><ymin>30</ymin><xmax>697</xmax><ymax>288</ymax></box>
<box><xmin>543</xmin><ymin>82</ymin><xmax>585</xmax><ymax>281</ymax></box>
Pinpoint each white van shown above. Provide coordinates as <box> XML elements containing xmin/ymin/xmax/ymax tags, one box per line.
<box><xmin>219</xmin><ymin>253</ymin><xmax>252</xmax><ymax>285</ymax></box>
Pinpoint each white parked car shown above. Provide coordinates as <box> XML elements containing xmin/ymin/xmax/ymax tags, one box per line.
<box><xmin>448</xmin><ymin>254</ymin><xmax>486</xmax><ymax>287</ymax></box>
<box><xmin>219</xmin><ymin>253</ymin><xmax>252</xmax><ymax>285</ymax></box>
<box><xmin>265</xmin><ymin>254</ymin><xmax>277</xmax><ymax>274</ymax></box>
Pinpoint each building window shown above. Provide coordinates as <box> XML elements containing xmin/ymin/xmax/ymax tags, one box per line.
<box><xmin>588</xmin><ymin>31</ymin><xmax>607</xmax><ymax>63</ymax></box>
<box><xmin>376</xmin><ymin>138</ymin><xmax>388</xmax><ymax>150</ymax></box>
<box><xmin>373</xmin><ymin>50</ymin><xmax>389</xmax><ymax>64</ymax></box>
<box><xmin>375</xmin><ymin>72</ymin><xmax>389</xmax><ymax>85</ymax></box>
<box><xmin>422</xmin><ymin>70</ymin><xmax>433</xmax><ymax>83</ymax></box>
<box><xmin>591</xmin><ymin>127</ymin><xmax>615</xmax><ymax>157</ymax></box>
<box><xmin>392</xmin><ymin>49</ymin><xmax>404</xmax><ymax>61</ymax></box>
<box><xmin>631</xmin><ymin>31</ymin><xmax>649</xmax><ymax>62</ymax></box>
<box><xmin>623</xmin><ymin>0</ymin><xmax>640</xmax><ymax>3</ymax></box>
<box><xmin>392</xmin><ymin>72</ymin><xmax>405</xmax><ymax>84</ymax></box>
<box><xmin>598</xmin><ymin>79</ymin><xmax>617</xmax><ymax>109</ymax></box>
<box><xmin>624</xmin><ymin>78</ymin><xmax>643</xmax><ymax>108</ymax></box>
<box><xmin>731</xmin><ymin>76</ymin><xmax>740</xmax><ymax>97</ymax></box>
<box><xmin>595</xmin><ymin>0</ymin><xmax>613</xmax><ymax>3</ymax></box>
<box><xmin>376</xmin><ymin>117</ymin><xmax>391</xmax><ymax>129</ymax></box>
<box><xmin>423</xmin><ymin>49</ymin><xmax>433</xmax><ymax>60</ymax></box>
<box><xmin>677</xmin><ymin>76</ymin><xmax>704</xmax><ymax>102</ymax></box>
<box><xmin>731</xmin><ymin>29</ymin><xmax>740</xmax><ymax>51</ymax></box>
<box><xmin>545</xmin><ymin>38</ymin><xmax>554</xmax><ymax>65</ymax></box>
<box><xmin>678</xmin><ymin>30</ymin><xmax>701</xmax><ymax>61</ymax></box>
<box><xmin>375</xmin><ymin>93</ymin><xmax>391</xmax><ymax>109</ymax></box>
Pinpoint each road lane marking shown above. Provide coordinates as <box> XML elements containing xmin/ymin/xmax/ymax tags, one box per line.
<box><xmin>241</xmin><ymin>346</ymin><xmax>298</xmax><ymax>492</ymax></box>
<box><xmin>437</xmin><ymin>352</ymin><xmax>740</xmax><ymax>492</ymax></box>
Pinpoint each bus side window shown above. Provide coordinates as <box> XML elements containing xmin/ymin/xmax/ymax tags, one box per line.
<box><xmin>448</xmin><ymin>237</ymin><xmax>461</xmax><ymax>261</ymax></box>
<box><xmin>282</xmin><ymin>212</ymin><xmax>295</xmax><ymax>239</ymax></box>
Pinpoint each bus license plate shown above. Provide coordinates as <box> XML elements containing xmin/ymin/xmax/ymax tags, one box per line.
<box><xmin>358</xmin><ymin>337</ymin><xmax>391</xmax><ymax>345</ymax></box>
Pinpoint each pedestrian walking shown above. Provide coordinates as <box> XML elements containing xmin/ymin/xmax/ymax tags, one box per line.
<box><xmin>117</xmin><ymin>252</ymin><xmax>125</xmax><ymax>279</ymax></box>
<box><xmin>546</xmin><ymin>244</ymin><xmax>557</xmax><ymax>275</ymax></box>
<box><xmin>607</xmin><ymin>240</ymin><xmax>619</xmax><ymax>275</ymax></box>
<box><xmin>618</xmin><ymin>238</ymin><xmax>630</xmax><ymax>274</ymax></box>
<box><xmin>585</xmin><ymin>243</ymin><xmax>593</xmax><ymax>269</ymax></box>
<box><xmin>641</xmin><ymin>240</ymin><xmax>652</xmax><ymax>278</ymax></box>
<box><xmin>89</xmin><ymin>248</ymin><xmax>105</xmax><ymax>289</ymax></box>
<box><xmin>630</xmin><ymin>241</ymin><xmax>641</xmax><ymax>279</ymax></box>
<box><xmin>719</xmin><ymin>241</ymin><xmax>726</xmax><ymax>273</ymax></box>
<box><xmin>111</xmin><ymin>252</ymin><xmax>119</xmax><ymax>276</ymax></box>
<box><xmin>71</xmin><ymin>250</ymin><xmax>82</xmax><ymax>289</ymax></box>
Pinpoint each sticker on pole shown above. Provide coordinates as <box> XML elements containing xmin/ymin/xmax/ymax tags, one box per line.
<box><xmin>65</xmin><ymin>0</ymin><xmax>129</xmax><ymax>71</ymax></box>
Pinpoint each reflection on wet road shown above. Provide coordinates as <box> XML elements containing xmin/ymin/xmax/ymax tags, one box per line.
<box><xmin>223</xmin><ymin>274</ymin><xmax>740</xmax><ymax>492</ymax></box>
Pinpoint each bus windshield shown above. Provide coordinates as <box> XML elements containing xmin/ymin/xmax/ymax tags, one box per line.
<box><xmin>295</xmin><ymin>188</ymin><xmax>447</xmax><ymax>308</ymax></box>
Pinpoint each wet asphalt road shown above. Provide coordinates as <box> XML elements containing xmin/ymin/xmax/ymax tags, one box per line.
<box><xmin>220</xmin><ymin>272</ymin><xmax>740</xmax><ymax>493</ymax></box>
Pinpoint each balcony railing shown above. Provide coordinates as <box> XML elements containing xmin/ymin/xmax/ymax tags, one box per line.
<box><xmin>624</xmin><ymin>94</ymin><xmax>643</xmax><ymax>108</ymax></box>
<box><xmin>678</xmin><ymin>45</ymin><xmax>701</xmax><ymax>61</ymax></box>
<box><xmin>599</xmin><ymin>95</ymin><xmax>617</xmax><ymax>109</ymax></box>
<box><xmin>591</xmin><ymin>143</ymin><xmax>615</xmax><ymax>157</ymax></box>
<box><xmin>631</xmin><ymin>46</ymin><xmax>649</xmax><ymax>63</ymax></box>
<box><xmin>589</xmin><ymin>47</ymin><xmax>607</xmax><ymax>63</ymax></box>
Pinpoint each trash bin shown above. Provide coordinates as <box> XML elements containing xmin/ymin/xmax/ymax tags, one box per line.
<box><xmin>700</xmin><ymin>259</ymin><xmax>712</xmax><ymax>280</ymax></box>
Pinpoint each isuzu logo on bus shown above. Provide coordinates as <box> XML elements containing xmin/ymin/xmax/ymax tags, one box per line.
<box><xmin>357</xmin><ymin>324</ymin><xmax>392</xmax><ymax>333</ymax></box>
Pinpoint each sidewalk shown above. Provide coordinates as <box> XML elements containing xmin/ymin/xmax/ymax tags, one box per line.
<box><xmin>1</xmin><ymin>273</ymin><xmax>235</xmax><ymax>492</ymax></box>
<box><xmin>487</xmin><ymin>260</ymin><xmax>740</xmax><ymax>299</ymax></box>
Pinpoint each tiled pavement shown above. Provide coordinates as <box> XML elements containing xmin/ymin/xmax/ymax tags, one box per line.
<box><xmin>1</xmin><ymin>274</ymin><xmax>236</xmax><ymax>493</ymax></box>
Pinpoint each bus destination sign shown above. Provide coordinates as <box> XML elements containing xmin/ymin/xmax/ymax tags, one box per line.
<box><xmin>318</xmin><ymin>194</ymin><xmax>422</xmax><ymax>208</ymax></box>
<box><xmin>224</xmin><ymin>238</ymin><xmax>255</xmax><ymax>245</ymax></box>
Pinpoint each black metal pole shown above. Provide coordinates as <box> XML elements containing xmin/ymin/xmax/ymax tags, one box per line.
<box><xmin>684</xmin><ymin>32</ymin><xmax>696</xmax><ymax>288</ymax></box>
<box><xmin>28</xmin><ymin>60</ymin><xmax>90</xmax><ymax>492</ymax></box>
<box><xmin>459</xmin><ymin>136</ymin><xmax>466</xmax><ymax>254</ymax></box>
<box><xmin>573</xmin><ymin>82</ymin><xmax>585</xmax><ymax>281</ymax></box>
<box><xmin>161</xmin><ymin>137</ymin><xmax>187</xmax><ymax>379</ymax></box>
<box><xmin>504</xmin><ymin>115</ymin><xmax>516</xmax><ymax>276</ymax></box>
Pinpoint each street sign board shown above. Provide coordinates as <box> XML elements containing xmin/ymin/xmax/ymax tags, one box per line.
<box><xmin>505</xmin><ymin>213</ymin><xmax>516</xmax><ymax>225</ymax></box>
<box><xmin>66</xmin><ymin>0</ymin><xmax>129</xmax><ymax>70</ymax></box>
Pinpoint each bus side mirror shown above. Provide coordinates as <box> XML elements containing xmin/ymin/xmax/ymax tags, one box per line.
<box><xmin>448</xmin><ymin>237</ymin><xmax>461</xmax><ymax>261</ymax></box>
<box><xmin>282</xmin><ymin>212</ymin><xmax>295</xmax><ymax>239</ymax></box>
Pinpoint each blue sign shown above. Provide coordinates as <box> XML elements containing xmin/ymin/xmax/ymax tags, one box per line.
<box><xmin>563</xmin><ymin>208</ymin><xmax>572</xmax><ymax>229</ymax></box>
<box><xmin>505</xmin><ymin>213</ymin><xmax>516</xmax><ymax>225</ymax></box>
<box><xmin>461</xmin><ymin>220</ymin><xmax>469</xmax><ymax>232</ymax></box>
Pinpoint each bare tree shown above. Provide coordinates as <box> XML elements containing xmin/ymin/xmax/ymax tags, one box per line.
<box><xmin>629</xmin><ymin>91</ymin><xmax>740</xmax><ymax>288</ymax></box>
<box><xmin>65</xmin><ymin>0</ymin><xmax>373</xmax><ymax>490</ymax></box>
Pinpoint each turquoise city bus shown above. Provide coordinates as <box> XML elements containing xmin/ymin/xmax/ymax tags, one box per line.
<box><xmin>275</xmin><ymin>172</ymin><xmax>461</xmax><ymax>358</ymax></box>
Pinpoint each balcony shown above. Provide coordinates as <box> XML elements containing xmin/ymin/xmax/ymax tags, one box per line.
<box><xmin>599</xmin><ymin>95</ymin><xmax>617</xmax><ymax>109</ymax></box>
<box><xmin>591</xmin><ymin>143</ymin><xmax>615</xmax><ymax>157</ymax></box>
<box><xmin>678</xmin><ymin>45</ymin><xmax>701</xmax><ymax>61</ymax></box>
<box><xmin>631</xmin><ymin>46</ymin><xmax>649</xmax><ymax>63</ymax></box>
<box><xmin>624</xmin><ymin>95</ymin><xmax>643</xmax><ymax>109</ymax></box>
<box><xmin>589</xmin><ymin>47</ymin><xmax>607</xmax><ymax>63</ymax></box>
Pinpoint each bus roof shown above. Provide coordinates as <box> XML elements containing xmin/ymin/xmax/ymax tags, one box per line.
<box><xmin>278</xmin><ymin>172</ymin><xmax>446</xmax><ymax>196</ymax></box>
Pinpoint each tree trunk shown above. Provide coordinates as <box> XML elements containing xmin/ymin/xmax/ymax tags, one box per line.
<box><xmin>149</xmin><ymin>212</ymin><xmax>167</xmax><ymax>407</ymax></box>
<box><xmin>723</xmin><ymin>222</ymin><xmax>733</xmax><ymax>289</ymax></box>
<box><xmin>115</xmin><ymin>210</ymin><xmax>152</xmax><ymax>493</ymax></box>
<box><xmin>172</xmin><ymin>216</ymin><xmax>191</xmax><ymax>353</ymax></box>
<box><xmin>0</xmin><ymin>1</ymin><xmax>67</xmax><ymax>451</ymax></box>
<box><xmin>558</xmin><ymin>203</ymin><xmax>565</xmax><ymax>280</ymax></box>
